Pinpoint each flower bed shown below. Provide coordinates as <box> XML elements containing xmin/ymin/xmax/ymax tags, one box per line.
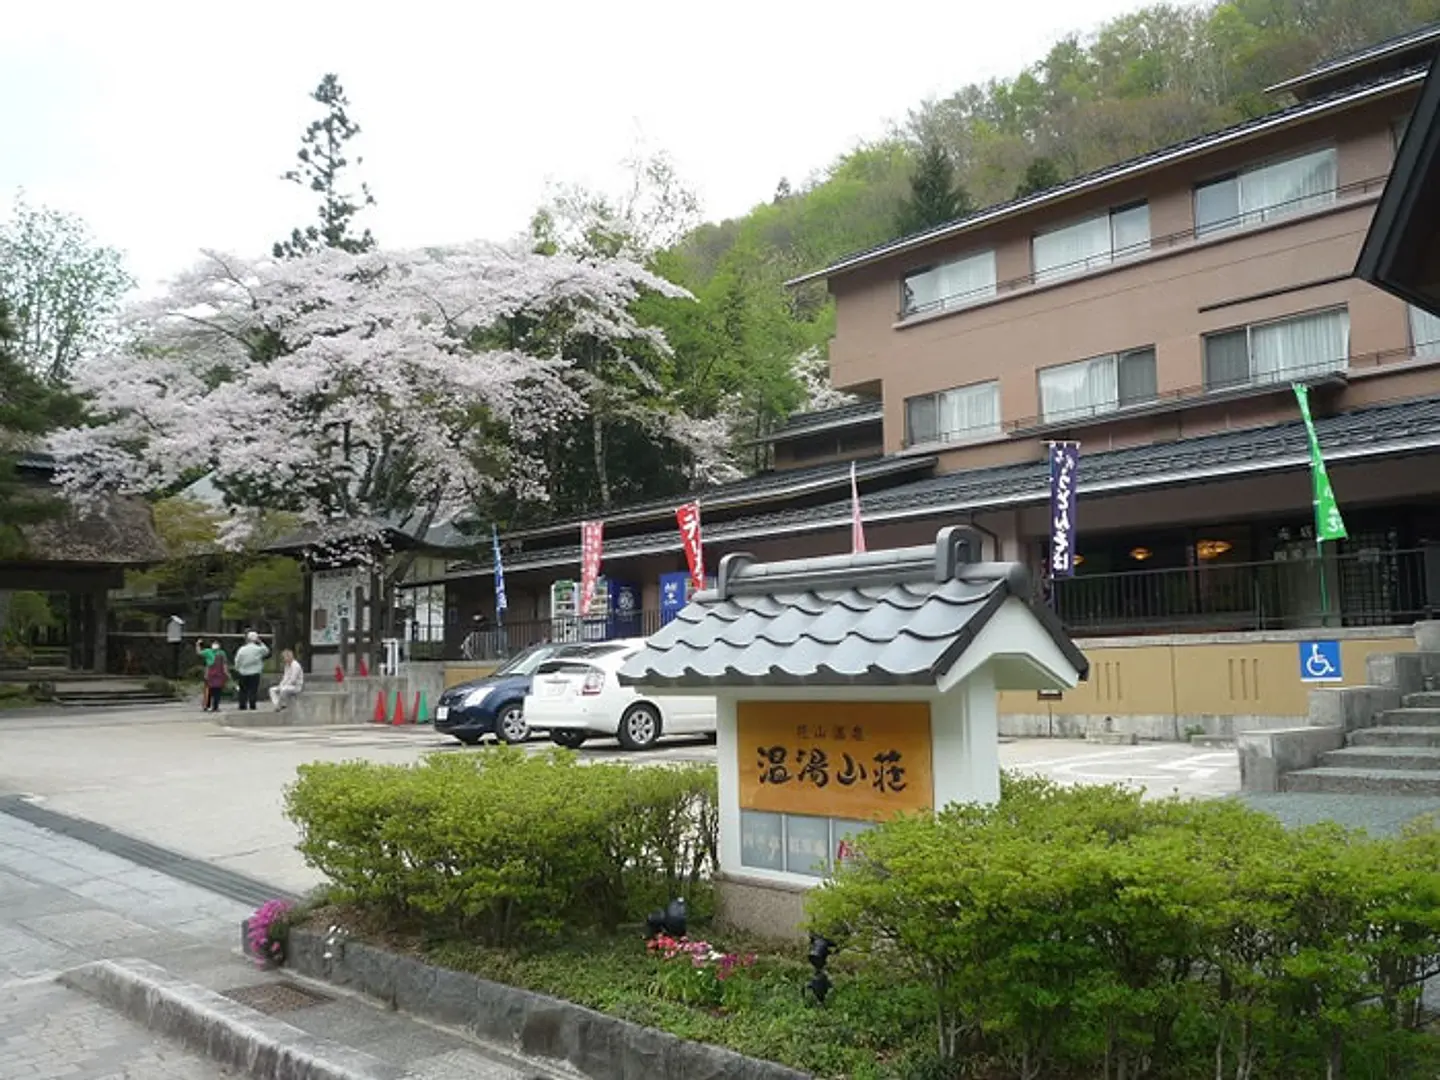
<box><xmin>283</xmin><ymin>752</ymin><xmax>1440</xmax><ymax>1079</ymax></box>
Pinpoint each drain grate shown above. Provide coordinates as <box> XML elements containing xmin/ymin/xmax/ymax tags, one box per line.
<box><xmin>221</xmin><ymin>982</ymin><xmax>332</xmax><ymax>1014</ymax></box>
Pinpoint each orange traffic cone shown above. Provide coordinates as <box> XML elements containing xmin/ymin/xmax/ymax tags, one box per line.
<box><xmin>372</xmin><ymin>690</ymin><xmax>387</xmax><ymax>723</ymax></box>
<box><xmin>391</xmin><ymin>691</ymin><xmax>406</xmax><ymax>726</ymax></box>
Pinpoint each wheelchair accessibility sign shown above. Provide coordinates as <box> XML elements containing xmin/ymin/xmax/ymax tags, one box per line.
<box><xmin>1299</xmin><ymin>640</ymin><xmax>1343</xmax><ymax>683</ymax></box>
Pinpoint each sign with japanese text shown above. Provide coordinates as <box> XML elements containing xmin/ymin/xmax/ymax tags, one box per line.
<box><xmin>579</xmin><ymin>520</ymin><xmax>604</xmax><ymax>617</ymax></box>
<box><xmin>1048</xmin><ymin>441</ymin><xmax>1080</xmax><ymax>578</ymax></box>
<box><xmin>737</xmin><ymin>701</ymin><xmax>933</xmax><ymax>821</ymax></box>
<box><xmin>675</xmin><ymin>502</ymin><xmax>705</xmax><ymax>593</ymax></box>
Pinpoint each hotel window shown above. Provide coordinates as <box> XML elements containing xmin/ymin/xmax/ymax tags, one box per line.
<box><xmin>905</xmin><ymin>380</ymin><xmax>1001</xmax><ymax>446</ymax></box>
<box><xmin>1032</xmin><ymin>202</ymin><xmax>1150</xmax><ymax>284</ymax></box>
<box><xmin>1203</xmin><ymin>307</ymin><xmax>1349</xmax><ymax>391</ymax></box>
<box><xmin>1412</xmin><ymin>304</ymin><xmax>1440</xmax><ymax>359</ymax></box>
<box><xmin>1194</xmin><ymin>147</ymin><xmax>1338</xmax><ymax>237</ymax></box>
<box><xmin>1039</xmin><ymin>347</ymin><xmax>1158</xmax><ymax>423</ymax></box>
<box><xmin>900</xmin><ymin>249</ymin><xmax>997</xmax><ymax>317</ymax></box>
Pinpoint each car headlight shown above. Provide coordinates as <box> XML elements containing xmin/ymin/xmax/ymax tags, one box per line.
<box><xmin>462</xmin><ymin>687</ymin><xmax>495</xmax><ymax>708</ymax></box>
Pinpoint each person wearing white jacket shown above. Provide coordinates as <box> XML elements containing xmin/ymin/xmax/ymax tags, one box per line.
<box><xmin>269</xmin><ymin>649</ymin><xmax>304</xmax><ymax>711</ymax></box>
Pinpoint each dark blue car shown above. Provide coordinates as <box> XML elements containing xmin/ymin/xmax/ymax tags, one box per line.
<box><xmin>433</xmin><ymin>642</ymin><xmax>606</xmax><ymax>745</ymax></box>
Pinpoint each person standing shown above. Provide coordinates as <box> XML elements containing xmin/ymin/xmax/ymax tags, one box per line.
<box><xmin>196</xmin><ymin>640</ymin><xmax>228</xmax><ymax>712</ymax></box>
<box><xmin>232</xmin><ymin>631</ymin><xmax>270</xmax><ymax>711</ymax></box>
<box><xmin>269</xmin><ymin>649</ymin><xmax>305</xmax><ymax>711</ymax></box>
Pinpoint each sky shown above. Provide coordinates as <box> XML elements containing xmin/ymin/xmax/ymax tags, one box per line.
<box><xmin>2</xmin><ymin>0</ymin><xmax>1158</xmax><ymax>290</ymax></box>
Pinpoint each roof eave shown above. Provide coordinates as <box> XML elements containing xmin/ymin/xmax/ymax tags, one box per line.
<box><xmin>786</xmin><ymin>71</ymin><xmax>1423</xmax><ymax>290</ymax></box>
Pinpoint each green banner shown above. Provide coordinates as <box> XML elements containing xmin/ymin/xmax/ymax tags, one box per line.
<box><xmin>1293</xmin><ymin>383</ymin><xmax>1347</xmax><ymax>542</ymax></box>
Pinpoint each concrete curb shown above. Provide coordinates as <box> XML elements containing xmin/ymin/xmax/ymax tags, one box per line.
<box><xmin>59</xmin><ymin>957</ymin><xmax>406</xmax><ymax>1080</ymax></box>
<box><xmin>283</xmin><ymin>926</ymin><xmax>812</xmax><ymax>1080</ymax></box>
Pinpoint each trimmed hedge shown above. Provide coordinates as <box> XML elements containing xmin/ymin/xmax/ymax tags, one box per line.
<box><xmin>808</xmin><ymin>775</ymin><xmax>1440</xmax><ymax>1080</ymax></box>
<box><xmin>285</xmin><ymin>747</ymin><xmax>717</xmax><ymax>944</ymax></box>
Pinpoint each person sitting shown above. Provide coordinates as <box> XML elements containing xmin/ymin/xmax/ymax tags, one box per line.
<box><xmin>269</xmin><ymin>649</ymin><xmax>304</xmax><ymax>711</ymax></box>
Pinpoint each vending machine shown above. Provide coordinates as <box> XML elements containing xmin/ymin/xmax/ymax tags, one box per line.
<box><xmin>549</xmin><ymin>578</ymin><xmax>610</xmax><ymax>642</ymax></box>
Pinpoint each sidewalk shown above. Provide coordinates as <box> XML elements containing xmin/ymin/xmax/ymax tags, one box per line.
<box><xmin>0</xmin><ymin>810</ymin><xmax>566</xmax><ymax>1079</ymax></box>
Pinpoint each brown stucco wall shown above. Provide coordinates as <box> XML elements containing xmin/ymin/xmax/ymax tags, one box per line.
<box><xmin>825</xmin><ymin>89</ymin><xmax>1430</xmax><ymax>462</ymax></box>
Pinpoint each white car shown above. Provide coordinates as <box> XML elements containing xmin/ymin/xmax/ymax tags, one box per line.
<box><xmin>523</xmin><ymin>638</ymin><xmax>717</xmax><ymax>751</ymax></box>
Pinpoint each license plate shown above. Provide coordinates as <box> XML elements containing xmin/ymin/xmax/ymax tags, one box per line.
<box><xmin>541</xmin><ymin>680</ymin><xmax>568</xmax><ymax>697</ymax></box>
<box><xmin>436</xmin><ymin>706</ymin><xmax>449</xmax><ymax>720</ymax></box>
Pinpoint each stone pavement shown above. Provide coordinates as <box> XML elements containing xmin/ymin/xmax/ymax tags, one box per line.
<box><xmin>0</xmin><ymin>810</ymin><xmax>573</xmax><ymax>1078</ymax></box>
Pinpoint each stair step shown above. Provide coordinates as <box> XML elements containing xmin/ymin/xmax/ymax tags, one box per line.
<box><xmin>1284</xmin><ymin>767</ymin><xmax>1440</xmax><ymax>796</ymax></box>
<box><xmin>1350</xmin><ymin>726</ymin><xmax>1440</xmax><ymax>748</ymax></box>
<box><xmin>1375</xmin><ymin>708</ymin><xmax>1440</xmax><ymax>727</ymax></box>
<box><xmin>1320</xmin><ymin>745</ymin><xmax>1440</xmax><ymax>771</ymax></box>
<box><xmin>1405</xmin><ymin>692</ymin><xmax>1440</xmax><ymax>708</ymax></box>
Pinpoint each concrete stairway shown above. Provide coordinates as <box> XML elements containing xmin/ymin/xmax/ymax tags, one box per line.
<box><xmin>1272</xmin><ymin>629</ymin><xmax>1440</xmax><ymax>795</ymax></box>
<box><xmin>50</xmin><ymin>679</ymin><xmax>176</xmax><ymax>708</ymax></box>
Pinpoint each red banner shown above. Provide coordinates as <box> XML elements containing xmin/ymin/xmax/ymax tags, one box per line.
<box><xmin>675</xmin><ymin>502</ymin><xmax>705</xmax><ymax>593</ymax></box>
<box><xmin>579</xmin><ymin>520</ymin><xmax>604</xmax><ymax>616</ymax></box>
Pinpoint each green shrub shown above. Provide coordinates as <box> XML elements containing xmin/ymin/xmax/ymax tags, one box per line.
<box><xmin>143</xmin><ymin>676</ymin><xmax>175</xmax><ymax>697</ymax></box>
<box><xmin>284</xmin><ymin>747</ymin><xmax>717</xmax><ymax>944</ymax></box>
<box><xmin>807</xmin><ymin>775</ymin><xmax>1440</xmax><ymax>1080</ymax></box>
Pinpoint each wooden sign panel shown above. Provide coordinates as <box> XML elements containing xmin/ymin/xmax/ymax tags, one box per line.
<box><xmin>737</xmin><ymin>701</ymin><xmax>933</xmax><ymax>821</ymax></box>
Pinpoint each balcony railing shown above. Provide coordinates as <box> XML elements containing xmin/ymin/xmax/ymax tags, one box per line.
<box><xmin>896</xmin><ymin>173</ymin><xmax>1388</xmax><ymax>323</ymax></box>
<box><xmin>1052</xmin><ymin>547</ymin><xmax>1438</xmax><ymax>635</ymax></box>
<box><xmin>432</xmin><ymin>610</ymin><xmax>667</xmax><ymax>664</ymax></box>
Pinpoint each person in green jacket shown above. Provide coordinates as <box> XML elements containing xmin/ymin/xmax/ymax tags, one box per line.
<box><xmin>196</xmin><ymin>639</ymin><xmax>228</xmax><ymax>712</ymax></box>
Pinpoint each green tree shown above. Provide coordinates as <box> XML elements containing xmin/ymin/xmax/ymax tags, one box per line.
<box><xmin>895</xmin><ymin>141</ymin><xmax>972</xmax><ymax>237</ymax></box>
<box><xmin>224</xmin><ymin>557</ymin><xmax>304</xmax><ymax>642</ymax></box>
<box><xmin>273</xmin><ymin>74</ymin><xmax>377</xmax><ymax>258</ymax></box>
<box><xmin>2</xmin><ymin>591</ymin><xmax>56</xmax><ymax>646</ymax></box>
<box><xmin>0</xmin><ymin>194</ymin><xmax>132</xmax><ymax>381</ymax></box>
<box><xmin>1014</xmin><ymin>156</ymin><xmax>1064</xmax><ymax>197</ymax></box>
<box><xmin>0</xmin><ymin>297</ymin><xmax>83</xmax><ymax>558</ymax></box>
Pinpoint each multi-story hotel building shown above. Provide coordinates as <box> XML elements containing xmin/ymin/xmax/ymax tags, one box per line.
<box><xmin>395</xmin><ymin>26</ymin><xmax>1440</xmax><ymax>730</ymax></box>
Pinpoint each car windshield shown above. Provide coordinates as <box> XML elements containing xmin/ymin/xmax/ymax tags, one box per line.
<box><xmin>494</xmin><ymin>645</ymin><xmax>560</xmax><ymax>677</ymax></box>
<box><xmin>532</xmin><ymin>642</ymin><xmax>628</xmax><ymax>675</ymax></box>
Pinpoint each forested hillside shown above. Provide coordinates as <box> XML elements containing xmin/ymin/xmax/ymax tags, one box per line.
<box><xmin>647</xmin><ymin>0</ymin><xmax>1440</xmax><ymax>470</ymax></box>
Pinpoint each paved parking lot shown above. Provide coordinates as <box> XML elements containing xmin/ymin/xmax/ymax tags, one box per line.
<box><xmin>0</xmin><ymin>705</ymin><xmax>1239</xmax><ymax>895</ymax></box>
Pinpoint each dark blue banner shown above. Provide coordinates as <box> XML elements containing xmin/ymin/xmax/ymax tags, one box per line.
<box><xmin>1048</xmin><ymin>441</ymin><xmax>1080</xmax><ymax>579</ymax></box>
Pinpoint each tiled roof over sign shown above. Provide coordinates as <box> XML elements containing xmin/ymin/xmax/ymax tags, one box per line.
<box><xmin>618</xmin><ymin>527</ymin><xmax>1087</xmax><ymax>689</ymax></box>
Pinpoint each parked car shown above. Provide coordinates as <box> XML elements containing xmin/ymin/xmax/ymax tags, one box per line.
<box><xmin>434</xmin><ymin>641</ymin><xmax>627</xmax><ymax>745</ymax></box>
<box><xmin>524</xmin><ymin>639</ymin><xmax>718</xmax><ymax>751</ymax></box>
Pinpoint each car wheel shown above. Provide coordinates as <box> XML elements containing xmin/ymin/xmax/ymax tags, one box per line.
<box><xmin>617</xmin><ymin>703</ymin><xmax>662</xmax><ymax>751</ymax></box>
<box><xmin>495</xmin><ymin>703</ymin><xmax>529</xmax><ymax>745</ymax></box>
<box><xmin>551</xmin><ymin>729</ymin><xmax>588</xmax><ymax>749</ymax></box>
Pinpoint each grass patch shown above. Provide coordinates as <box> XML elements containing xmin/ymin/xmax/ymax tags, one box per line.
<box><xmin>301</xmin><ymin>904</ymin><xmax>941</xmax><ymax>1079</ymax></box>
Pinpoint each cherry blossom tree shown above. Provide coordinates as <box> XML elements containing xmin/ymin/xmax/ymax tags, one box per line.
<box><xmin>51</xmin><ymin>242</ymin><xmax>690</xmax><ymax>567</ymax></box>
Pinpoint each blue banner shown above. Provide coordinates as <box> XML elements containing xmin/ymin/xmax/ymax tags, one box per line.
<box><xmin>659</xmin><ymin>572</ymin><xmax>690</xmax><ymax>625</ymax></box>
<box><xmin>492</xmin><ymin>525</ymin><xmax>508</xmax><ymax>615</ymax></box>
<box><xmin>1048</xmin><ymin>442</ymin><xmax>1080</xmax><ymax>579</ymax></box>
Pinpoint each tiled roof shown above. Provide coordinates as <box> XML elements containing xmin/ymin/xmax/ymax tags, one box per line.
<box><xmin>461</xmin><ymin>394</ymin><xmax>1440</xmax><ymax>577</ymax></box>
<box><xmin>759</xmin><ymin>400</ymin><xmax>883</xmax><ymax>443</ymax></box>
<box><xmin>490</xmin><ymin>453</ymin><xmax>934</xmax><ymax>543</ymax></box>
<box><xmin>787</xmin><ymin>66</ymin><xmax>1425</xmax><ymax>288</ymax></box>
<box><xmin>1266</xmin><ymin>22</ymin><xmax>1440</xmax><ymax>96</ymax></box>
<box><xmin>617</xmin><ymin>527</ymin><xmax>1087</xmax><ymax>688</ymax></box>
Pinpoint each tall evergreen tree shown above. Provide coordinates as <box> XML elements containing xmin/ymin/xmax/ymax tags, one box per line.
<box><xmin>0</xmin><ymin>297</ymin><xmax>82</xmax><ymax>556</ymax></box>
<box><xmin>1015</xmin><ymin>156</ymin><xmax>1065</xmax><ymax>198</ymax></box>
<box><xmin>273</xmin><ymin>74</ymin><xmax>377</xmax><ymax>258</ymax></box>
<box><xmin>895</xmin><ymin>142</ymin><xmax>972</xmax><ymax>237</ymax></box>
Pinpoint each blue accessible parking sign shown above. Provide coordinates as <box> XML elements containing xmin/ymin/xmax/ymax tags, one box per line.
<box><xmin>1299</xmin><ymin>640</ymin><xmax>1343</xmax><ymax>683</ymax></box>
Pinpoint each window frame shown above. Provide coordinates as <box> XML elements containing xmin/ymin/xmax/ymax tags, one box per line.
<box><xmin>1031</xmin><ymin>200</ymin><xmax>1152</xmax><ymax>285</ymax></box>
<box><xmin>1192</xmin><ymin>144</ymin><xmax>1339</xmax><ymax>238</ymax></box>
<box><xmin>898</xmin><ymin>248</ymin><xmax>998</xmax><ymax>319</ymax></box>
<box><xmin>903</xmin><ymin>379</ymin><xmax>1002</xmax><ymax>448</ymax></box>
<box><xmin>1036</xmin><ymin>346</ymin><xmax>1158</xmax><ymax>424</ymax></box>
<box><xmin>1201</xmin><ymin>305</ymin><xmax>1351</xmax><ymax>392</ymax></box>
